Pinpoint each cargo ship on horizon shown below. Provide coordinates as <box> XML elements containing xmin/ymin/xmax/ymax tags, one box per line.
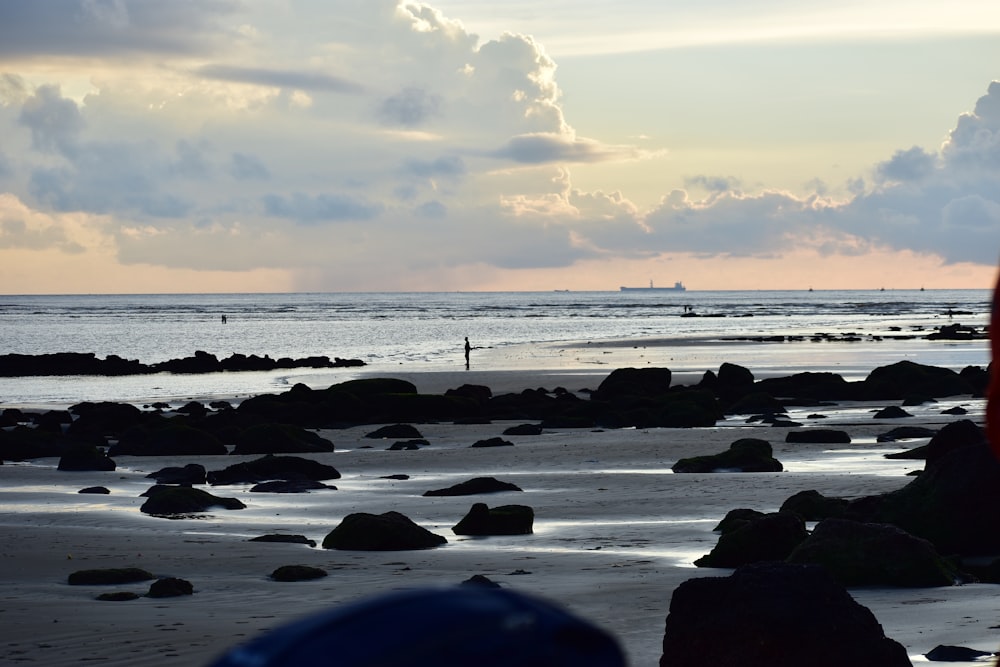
<box><xmin>619</xmin><ymin>280</ymin><xmax>687</xmax><ymax>292</ymax></box>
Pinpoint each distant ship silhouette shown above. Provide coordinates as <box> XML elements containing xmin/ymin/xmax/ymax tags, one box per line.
<box><xmin>620</xmin><ymin>280</ymin><xmax>686</xmax><ymax>292</ymax></box>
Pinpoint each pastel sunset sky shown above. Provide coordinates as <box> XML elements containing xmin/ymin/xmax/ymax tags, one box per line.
<box><xmin>1</xmin><ymin>0</ymin><xmax>999</xmax><ymax>293</ymax></box>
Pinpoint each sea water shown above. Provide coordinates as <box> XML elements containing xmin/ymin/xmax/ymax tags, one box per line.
<box><xmin>0</xmin><ymin>289</ymin><xmax>990</xmax><ymax>407</ymax></box>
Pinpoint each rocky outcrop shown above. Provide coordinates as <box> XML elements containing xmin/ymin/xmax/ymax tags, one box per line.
<box><xmin>207</xmin><ymin>455</ymin><xmax>340</xmax><ymax>485</ymax></box>
<box><xmin>695</xmin><ymin>512</ymin><xmax>807</xmax><ymax>568</ymax></box>
<box><xmin>452</xmin><ymin>503</ymin><xmax>534</xmax><ymax>535</ymax></box>
<box><xmin>139</xmin><ymin>485</ymin><xmax>246</xmax><ymax>515</ymax></box>
<box><xmin>423</xmin><ymin>477</ymin><xmax>523</xmax><ymax>496</ymax></box>
<box><xmin>270</xmin><ymin>565</ymin><xmax>327</xmax><ymax>582</ymax></box>
<box><xmin>58</xmin><ymin>444</ymin><xmax>115</xmax><ymax>471</ymax></box>
<box><xmin>660</xmin><ymin>562</ymin><xmax>911</xmax><ymax>667</ymax></box>
<box><xmin>672</xmin><ymin>438</ymin><xmax>782</xmax><ymax>473</ymax></box>
<box><xmin>785</xmin><ymin>429</ymin><xmax>851</xmax><ymax>444</ymax></box>
<box><xmin>0</xmin><ymin>351</ymin><xmax>363</xmax><ymax>377</ymax></box>
<box><xmin>110</xmin><ymin>422</ymin><xmax>227</xmax><ymax>456</ymax></box>
<box><xmin>68</xmin><ymin>568</ymin><xmax>155</xmax><ymax>585</ymax></box>
<box><xmin>786</xmin><ymin>518</ymin><xmax>966</xmax><ymax>587</ymax></box>
<box><xmin>321</xmin><ymin>511</ymin><xmax>446</xmax><ymax>550</ymax></box>
<box><xmin>146</xmin><ymin>463</ymin><xmax>207</xmax><ymax>485</ymax></box>
<box><xmin>147</xmin><ymin>577</ymin><xmax>194</xmax><ymax>597</ymax></box>
<box><xmin>231</xmin><ymin>423</ymin><xmax>334</xmax><ymax>455</ymax></box>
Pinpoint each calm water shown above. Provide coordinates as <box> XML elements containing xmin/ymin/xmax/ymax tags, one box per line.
<box><xmin>0</xmin><ymin>290</ymin><xmax>991</xmax><ymax>406</ymax></box>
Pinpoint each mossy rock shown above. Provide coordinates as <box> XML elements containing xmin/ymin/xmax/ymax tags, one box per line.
<box><xmin>68</xmin><ymin>567</ymin><xmax>155</xmax><ymax>585</ymax></box>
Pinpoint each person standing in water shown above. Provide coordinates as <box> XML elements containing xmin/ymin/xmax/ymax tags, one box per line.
<box><xmin>464</xmin><ymin>337</ymin><xmax>471</xmax><ymax>369</ymax></box>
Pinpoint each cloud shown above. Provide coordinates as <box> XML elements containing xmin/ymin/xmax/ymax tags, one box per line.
<box><xmin>195</xmin><ymin>64</ymin><xmax>364</xmax><ymax>94</ymax></box>
<box><xmin>0</xmin><ymin>0</ymin><xmax>239</xmax><ymax>59</ymax></box>
<box><xmin>261</xmin><ymin>193</ymin><xmax>383</xmax><ymax>224</ymax></box>
<box><xmin>378</xmin><ymin>87</ymin><xmax>442</xmax><ymax>126</ymax></box>
<box><xmin>493</xmin><ymin>132</ymin><xmax>646</xmax><ymax>164</ymax></box>
<box><xmin>874</xmin><ymin>146</ymin><xmax>937</xmax><ymax>183</ymax></box>
<box><xmin>18</xmin><ymin>84</ymin><xmax>85</xmax><ymax>153</ymax></box>
<box><xmin>230</xmin><ymin>152</ymin><xmax>270</xmax><ymax>181</ymax></box>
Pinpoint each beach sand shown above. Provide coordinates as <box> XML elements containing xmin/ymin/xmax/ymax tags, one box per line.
<box><xmin>1</xmin><ymin>366</ymin><xmax>998</xmax><ymax>666</ymax></box>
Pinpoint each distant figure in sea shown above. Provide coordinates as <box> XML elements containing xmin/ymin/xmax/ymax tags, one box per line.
<box><xmin>221</xmin><ymin>314</ymin><xmax>227</xmax><ymax>324</ymax></box>
<box><xmin>464</xmin><ymin>337</ymin><xmax>471</xmax><ymax>369</ymax></box>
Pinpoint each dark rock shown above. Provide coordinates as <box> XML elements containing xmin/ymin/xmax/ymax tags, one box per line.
<box><xmin>110</xmin><ymin>422</ymin><xmax>228</xmax><ymax>456</ymax></box>
<box><xmin>445</xmin><ymin>384</ymin><xmax>493</xmax><ymax>403</ymax></box>
<box><xmin>207</xmin><ymin>455</ymin><xmax>340</xmax><ymax>485</ymax></box>
<box><xmin>860</xmin><ymin>360</ymin><xmax>973</xmax><ymax>399</ymax></box>
<box><xmin>250</xmin><ymin>479</ymin><xmax>334</xmax><ymax>493</ymax></box>
<box><xmin>68</xmin><ymin>567</ymin><xmax>155</xmax><ymax>585</ymax></box>
<box><xmin>271</xmin><ymin>565</ymin><xmax>328</xmax><ymax>582</ymax></box>
<box><xmin>177</xmin><ymin>401</ymin><xmax>209</xmax><ymax>417</ymax></box>
<box><xmin>67</xmin><ymin>401</ymin><xmax>144</xmax><ymax>439</ymax></box>
<box><xmin>659</xmin><ymin>562</ymin><xmax>911</xmax><ymax>667</ymax></box>
<box><xmin>865</xmin><ymin>435</ymin><xmax>1000</xmax><ymax>555</ymax></box>
<box><xmin>754</xmin><ymin>371</ymin><xmax>853</xmax><ymax>401</ymax></box>
<box><xmin>785</xmin><ymin>429</ymin><xmax>851</xmax><ymax>444</ymax></box>
<box><xmin>672</xmin><ymin>438</ymin><xmax>782</xmax><ymax>473</ymax></box>
<box><xmin>452</xmin><ymin>503</ymin><xmax>534</xmax><ymax>535</ymax></box>
<box><xmin>787</xmin><ymin>518</ymin><xmax>965</xmax><ymax>587</ymax></box>
<box><xmin>146</xmin><ymin>463</ymin><xmax>207</xmax><ymax>485</ymax></box>
<box><xmin>249</xmin><ymin>534</ymin><xmax>317</xmax><ymax>547</ymax></box>
<box><xmin>902</xmin><ymin>395</ymin><xmax>935</xmax><ymax>406</ymax></box>
<box><xmin>232</xmin><ymin>423</ymin><xmax>334</xmax><ymax>455</ymax></box>
<box><xmin>876</xmin><ymin>426</ymin><xmax>937</xmax><ymax>443</ymax></box>
<box><xmin>940</xmin><ymin>406</ymin><xmax>967</xmax><ymax>415</ymax></box>
<box><xmin>925</xmin><ymin>419</ymin><xmax>985</xmax><ymax>466</ymax></box>
<box><xmin>321</xmin><ymin>511</ymin><xmax>447</xmax><ymax>550</ymax></box>
<box><xmin>387</xmin><ymin>439</ymin><xmax>427</xmax><ymax>450</ymax></box>
<box><xmin>727</xmin><ymin>392</ymin><xmax>785</xmax><ymax>415</ymax></box>
<box><xmin>147</xmin><ymin>577</ymin><xmax>194</xmax><ymax>597</ymax></box>
<box><xmin>380</xmin><ymin>474</ymin><xmax>409</xmax><ymax>480</ymax></box>
<box><xmin>58</xmin><ymin>444</ymin><xmax>115</xmax><ymax>471</ymax></box>
<box><xmin>470</xmin><ymin>436</ymin><xmax>514</xmax><ymax>448</ymax></box>
<box><xmin>364</xmin><ymin>423</ymin><xmax>423</xmax><ymax>439</ymax></box>
<box><xmin>592</xmin><ymin>367</ymin><xmax>672</xmax><ymax>400</ymax></box>
<box><xmin>502</xmin><ymin>423</ymin><xmax>544</xmax><ymax>436</ymax></box>
<box><xmin>0</xmin><ymin>425</ymin><xmax>74</xmax><ymax>460</ymax></box>
<box><xmin>139</xmin><ymin>485</ymin><xmax>246</xmax><ymax>515</ymax></box>
<box><xmin>423</xmin><ymin>477</ymin><xmax>523</xmax><ymax>496</ymax></box>
<box><xmin>96</xmin><ymin>591</ymin><xmax>141</xmax><ymax>601</ymax></box>
<box><xmin>779</xmin><ymin>489</ymin><xmax>849</xmax><ymax>521</ymax></box>
<box><xmin>924</xmin><ymin>645</ymin><xmax>996</xmax><ymax>661</ymax></box>
<box><xmin>873</xmin><ymin>406</ymin><xmax>912</xmax><ymax>419</ymax></box>
<box><xmin>694</xmin><ymin>512</ymin><xmax>807</xmax><ymax>568</ymax></box>
<box><xmin>460</xmin><ymin>574</ymin><xmax>502</xmax><ymax>588</ymax></box>
<box><xmin>78</xmin><ymin>486</ymin><xmax>110</xmax><ymax>494</ymax></box>
<box><xmin>713</xmin><ymin>508</ymin><xmax>765</xmax><ymax>533</ymax></box>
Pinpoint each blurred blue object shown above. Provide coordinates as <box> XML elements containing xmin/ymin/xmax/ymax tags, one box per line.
<box><xmin>208</xmin><ymin>586</ymin><xmax>626</xmax><ymax>666</ymax></box>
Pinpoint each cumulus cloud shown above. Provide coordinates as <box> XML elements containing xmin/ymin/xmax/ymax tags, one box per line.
<box><xmin>493</xmin><ymin>133</ymin><xmax>646</xmax><ymax>164</ymax></box>
<box><xmin>378</xmin><ymin>87</ymin><xmax>442</xmax><ymax>126</ymax></box>
<box><xmin>261</xmin><ymin>193</ymin><xmax>383</xmax><ymax>224</ymax></box>
<box><xmin>18</xmin><ymin>85</ymin><xmax>84</xmax><ymax>153</ymax></box>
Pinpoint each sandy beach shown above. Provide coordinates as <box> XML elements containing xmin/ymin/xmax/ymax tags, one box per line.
<box><xmin>1</xmin><ymin>363</ymin><xmax>998</xmax><ymax>666</ymax></box>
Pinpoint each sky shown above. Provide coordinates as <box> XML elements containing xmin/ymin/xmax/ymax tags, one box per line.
<box><xmin>0</xmin><ymin>0</ymin><xmax>999</xmax><ymax>293</ymax></box>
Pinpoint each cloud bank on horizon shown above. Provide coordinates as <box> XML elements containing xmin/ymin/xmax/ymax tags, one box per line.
<box><xmin>0</xmin><ymin>0</ymin><xmax>998</xmax><ymax>292</ymax></box>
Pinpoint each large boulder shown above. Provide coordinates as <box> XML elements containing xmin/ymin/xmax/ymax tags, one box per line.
<box><xmin>452</xmin><ymin>503</ymin><xmax>534</xmax><ymax>536</ymax></box>
<box><xmin>207</xmin><ymin>455</ymin><xmax>340</xmax><ymax>485</ymax></box>
<box><xmin>67</xmin><ymin>401</ymin><xmax>144</xmax><ymax>439</ymax></box>
<box><xmin>785</xmin><ymin>429</ymin><xmax>851</xmax><ymax>444</ymax></box>
<box><xmin>659</xmin><ymin>562</ymin><xmax>911</xmax><ymax>667</ymax></box>
<box><xmin>786</xmin><ymin>518</ymin><xmax>965</xmax><ymax>587</ymax></box>
<box><xmin>694</xmin><ymin>512</ymin><xmax>807</xmax><ymax>568</ymax></box>
<box><xmin>672</xmin><ymin>438</ymin><xmax>782</xmax><ymax>473</ymax></box>
<box><xmin>139</xmin><ymin>485</ymin><xmax>246</xmax><ymax>515</ymax></box>
<box><xmin>321</xmin><ymin>511</ymin><xmax>446</xmax><ymax>550</ymax></box>
<box><xmin>592</xmin><ymin>367</ymin><xmax>672</xmax><ymax>400</ymax></box>
<box><xmin>779</xmin><ymin>489</ymin><xmax>848</xmax><ymax>521</ymax></box>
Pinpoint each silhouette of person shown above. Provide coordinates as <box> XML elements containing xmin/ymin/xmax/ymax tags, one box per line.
<box><xmin>221</xmin><ymin>314</ymin><xmax>227</xmax><ymax>324</ymax></box>
<box><xmin>464</xmin><ymin>337</ymin><xmax>471</xmax><ymax>369</ymax></box>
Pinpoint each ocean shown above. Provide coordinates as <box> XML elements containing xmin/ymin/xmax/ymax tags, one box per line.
<box><xmin>0</xmin><ymin>289</ymin><xmax>991</xmax><ymax>407</ymax></box>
